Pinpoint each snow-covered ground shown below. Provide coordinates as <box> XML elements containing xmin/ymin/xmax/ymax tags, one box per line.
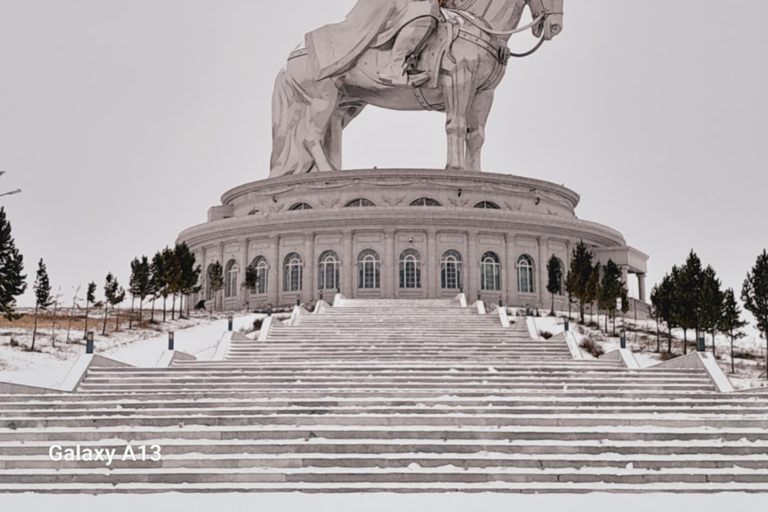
<box><xmin>524</xmin><ymin>309</ymin><xmax>768</xmax><ymax>390</ymax></box>
<box><xmin>0</xmin><ymin>311</ymin><xmax>265</xmax><ymax>389</ymax></box>
<box><xmin>0</xmin><ymin>492</ymin><xmax>766</xmax><ymax>512</ymax></box>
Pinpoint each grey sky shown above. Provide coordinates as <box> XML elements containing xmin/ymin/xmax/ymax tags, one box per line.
<box><xmin>1</xmin><ymin>0</ymin><xmax>766</xmax><ymax>309</ymax></box>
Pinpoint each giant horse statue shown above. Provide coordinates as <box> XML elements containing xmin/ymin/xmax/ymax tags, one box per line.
<box><xmin>270</xmin><ymin>0</ymin><xmax>564</xmax><ymax>177</ymax></box>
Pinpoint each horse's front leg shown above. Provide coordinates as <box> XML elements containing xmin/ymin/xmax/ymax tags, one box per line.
<box><xmin>467</xmin><ymin>90</ymin><xmax>495</xmax><ymax>172</ymax></box>
<box><xmin>441</xmin><ymin>66</ymin><xmax>475</xmax><ymax>170</ymax></box>
<box><xmin>304</xmin><ymin>82</ymin><xmax>341</xmax><ymax>172</ymax></box>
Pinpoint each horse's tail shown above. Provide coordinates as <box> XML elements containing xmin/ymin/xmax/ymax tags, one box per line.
<box><xmin>270</xmin><ymin>66</ymin><xmax>315</xmax><ymax>177</ymax></box>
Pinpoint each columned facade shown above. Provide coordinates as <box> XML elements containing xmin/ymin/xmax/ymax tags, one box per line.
<box><xmin>179</xmin><ymin>169</ymin><xmax>650</xmax><ymax>312</ymax></box>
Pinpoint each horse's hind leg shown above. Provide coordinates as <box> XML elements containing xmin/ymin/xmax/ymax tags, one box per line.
<box><xmin>441</xmin><ymin>65</ymin><xmax>476</xmax><ymax>170</ymax></box>
<box><xmin>467</xmin><ymin>90</ymin><xmax>495</xmax><ymax>172</ymax></box>
<box><xmin>304</xmin><ymin>82</ymin><xmax>341</xmax><ymax>172</ymax></box>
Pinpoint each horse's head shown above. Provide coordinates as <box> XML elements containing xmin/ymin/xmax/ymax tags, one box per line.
<box><xmin>529</xmin><ymin>0</ymin><xmax>563</xmax><ymax>41</ymax></box>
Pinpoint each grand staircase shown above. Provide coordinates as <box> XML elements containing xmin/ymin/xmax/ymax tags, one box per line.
<box><xmin>1</xmin><ymin>298</ymin><xmax>768</xmax><ymax>493</ymax></box>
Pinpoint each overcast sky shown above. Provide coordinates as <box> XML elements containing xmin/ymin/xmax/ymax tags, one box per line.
<box><xmin>1</xmin><ymin>0</ymin><xmax>766</xmax><ymax>311</ymax></box>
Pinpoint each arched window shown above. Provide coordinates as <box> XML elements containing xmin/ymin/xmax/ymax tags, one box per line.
<box><xmin>441</xmin><ymin>250</ymin><xmax>463</xmax><ymax>290</ymax></box>
<box><xmin>318</xmin><ymin>250</ymin><xmax>340</xmax><ymax>291</ymax></box>
<box><xmin>225</xmin><ymin>260</ymin><xmax>239</xmax><ymax>298</ymax></box>
<box><xmin>399</xmin><ymin>249</ymin><xmax>422</xmax><ymax>289</ymax></box>
<box><xmin>357</xmin><ymin>250</ymin><xmax>381</xmax><ymax>290</ymax></box>
<box><xmin>518</xmin><ymin>254</ymin><xmax>536</xmax><ymax>294</ymax></box>
<box><xmin>345</xmin><ymin>198</ymin><xmax>376</xmax><ymax>208</ymax></box>
<box><xmin>251</xmin><ymin>256</ymin><xmax>268</xmax><ymax>295</ymax></box>
<box><xmin>481</xmin><ymin>252</ymin><xmax>501</xmax><ymax>291</ymax></box>
<box><xmin>283</xmin><ymin>253</ymin><xmax>303</xmax><ymax>292</ymax></box>
<box><xmin>410</xmin><ymin>197</ymin><xmax>442</xmax><ymax>207</ymax></box>
<box><xmin>474</xmin><ymin>201</ymin><xmax>501</xmax><ymax>210</ymax></box>
<box><xmin>289</xmin><ymin>203</ymin><xmax>313</xmax><ymax>211</ymax></box>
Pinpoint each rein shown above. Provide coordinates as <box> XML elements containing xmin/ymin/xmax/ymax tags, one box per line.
<box><xmin>454</xmin><ymin>9</ymin><xmax>555</xmax><ymax>37</ymax></box>
<box><xmin>453</xmin><ymin>9</ymin><xmax>560</xmax><ymax>59</ymax></box>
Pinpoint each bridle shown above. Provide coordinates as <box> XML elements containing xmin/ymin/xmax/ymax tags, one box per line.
<box><xmin>452</xmin><ymin>0</ymin><xmax>563</xmax><ymax>57</ymax></box>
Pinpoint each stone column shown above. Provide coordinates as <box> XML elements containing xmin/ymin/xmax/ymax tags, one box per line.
<box><xmin>467</xmin><ymin>232</ymin><xmax>478</xmax><ymax>301</ymax></box>
<box><xmin>303</xmin><ymin>236</ymin><xmax>315</xmax><ymax>304</ymax></box>
<box><xmin>537</xmin><ymin>237</ymin><xmax>548</xmax><ymax>308</ymax></box>
<box><xmin>426</xmin><ymin>230</ymin><xmax>437</xmax><ymax>298</ymax></box>
<box><xmin>240</xmin><ymin>238</ymin><xmax>250</xmax><ymax>310</ymax></box>
<box><xmin>341</xmin><ymin>232</ymin><xmax>353</xmax><ymax>297</ymax></box>
<box><xmin>268</xmin><ymin>236</ymin><xmax>280</xmax><ymax>308</ymax></box>
<box><xmin>384</xmin><ymin>230</ymin><xmax>395</xmax><ymax>298</ymax></box>
<box><xmin>506</xmin><ymin>236</ymin><xmax>517</xmax><ymax>305</ymax></box>
<box><xmin>500</xmin><ymin>234</ymin><xmax>509</xmax><ymax>304</ymax></box>
<box><xmin>638</xmin><ymin>273</ymin><xmax>647</xmax><ymax>303</ymax></box>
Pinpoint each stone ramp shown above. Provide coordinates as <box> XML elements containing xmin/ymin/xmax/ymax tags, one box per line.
<box><xmin>1</xmin><ymin>299</ymin><xmax>768</xmax><ymax>493</ymax></box>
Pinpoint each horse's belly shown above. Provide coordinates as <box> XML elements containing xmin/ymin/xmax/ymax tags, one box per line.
<box><xmin>344</xmin><ymin>82</ymin><xmax>444</xmax><ymax>112</ymax></box>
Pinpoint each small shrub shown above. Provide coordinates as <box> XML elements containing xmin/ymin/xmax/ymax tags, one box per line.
<box><xmin>9</xmin><ymin>338</ymin><xmax>19</xmax><ymax>348</ymax></box>
<box><xmin>660</xmin><ymin>352</ymin><xmax>677</xmax><ymax>361</ymax></box>
<box><xmin>253</xmin><ymin>318</ymin><xmax>264</xmax><ymax>331</ymax></box>
<box><xmin>580</xmin><ymin>337</ymin><xmax>605</xmax><ymax>358</ymax></box>
<box><xmin>539</xmin><ymin>331</ymin><xmax>553</xmax><ymax>340</ymax></box>
<box><xmin>733</xmin><ymin>351</ymin><xmax>760</xmax><ymax>361</ymax></box>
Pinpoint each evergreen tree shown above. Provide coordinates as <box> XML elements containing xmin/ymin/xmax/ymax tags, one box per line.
<box><xmin>208</xmin><ymin>261</ymin><xmax>224</xmax><ymax>312</ymax></box>
<box><xmin>84</xmin><ymin>282</ymin><xmax>97</xmax><ymax>338</ymax></box>
<box><xmin>598</xmin><ymin>260</ymin><xmax>624</xmax><ymax>335</ymax></box>
<box><xmin>151</xmin><ymin>251</ymin><xmax>167</xmax><ymax>322</ymax></box>
<box><xmin>163</xmin><ymin>247</ymin><xmax>181</xmax><ymax>321</ymax></box>
<box><xmin>31</xmin><ymin>259</ymin><xmax>53</xmax><ymax>351</ymax></box>
<box><xmin>244</xmin><ymin>263</ymin><xmax>260</xmax><ymax>312</ymax></box>
<box><xmin>742</xmin><ymin>250</ymin><xmax>768</xmax><ymax>380</ymax></box>
<box><xmin>584</xmin><ymin>263</ymin><xmax>601</xmax><ymax>326</ymax></box>
<box><xmin>112</xmin><ymin>284</ymin><xmax>126</xmax><ymax>332</ymax></box>
<box><xmin>102</xmin><ymin>273</ymin><xmax>119</xmax><ymax>335</ymax></box>
<box><xmin>651</xmin><ymin>272</ymin><xmax>677</xmax><ymax>354</ymax></box>
<box><xmin>699</xmin><ymin>265</ymin><xmax>724</xmax><ymax>355</ymax></box>
<box><xmin>566</xmin><ymin>241</ymin><xmax>594</xmax><ymax>324</ymax></box>
<box><xmin>175</xmin><ymin>243</ymin><xmax>201</xmax><ymax>318</ymax></box>
<box><xmin>676</xmin><ymin>251</ymin><xmax>704</xmax><ymax>354</ymax></box>
<box><xmin>0</xmin><ymin>208</ymin><xmax>27</xmax><ymax>321</ymax></box>
<box><xmin>720</xmin><ymin>288</ymin><xmax>747</xmax><ymax>375</ymax></box>
<box><xmin>130</xmin><ymin>256</ymin><xmax>152</xmax><ymax>327</ymax></box>
<box><xmin>546</xmin><ymin>255</ymin><xmax>563</xmax><ymax>316</ymax></box>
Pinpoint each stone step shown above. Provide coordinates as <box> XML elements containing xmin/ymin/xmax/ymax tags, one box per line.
<box><xmin>76</xmin><ymin>382</ymin><xmax>716</xmax><ymax>393</ymax></box>
<box><xmin>4</xmin><ymin>452</ymin><xmax>768</xmax><ymax>470</ymax></box>
<box><xmin>3</xmin><ymin>438</ymin><xmax>766</xmax><ymax>457</ymax></box>
<box><xmin>80</xmin><ymin>372</ymin><xmax>711</xmax><ymax>382</ymax></box>
<box><xmin>5</xmin><ymin>404</ymin><xmax>768</xmax><ymax>419</ymax></box>
<box><xmin>2</xmin><ymin>466</ymin><xmax>768</xmax><ymax>485</ymax></box>
<box><xmin>4</xmin><ymin>425</ymin><xmax>767</xmax><ymax>443</ymax></box>
<box><xmin>12</xmin><ymin>390</ymin><xmax>743</xmax><ymax>404</ymax></box>
<box><xmin>2</xmin><ymin>481</ymin><xmax>768</xmax><ymax>493</ymax></box>
<box><xmin>3</xmin><ymin>396</ymin><xmax>764</xmax><ymax>409</ymax></box>
<box><xmin>82</xmin><ymin>368</ymin><xmax>707</xmax><ymax>377</ymax></box>
<box><xmin>4</xmin><ymin>413</ymin><xmax>765</xmax><ymax>429</ymax></box>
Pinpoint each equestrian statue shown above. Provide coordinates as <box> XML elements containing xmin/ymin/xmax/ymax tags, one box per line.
<box><xmin>270</xmin><ymin>0</ymin><xmax>564</xmax><ymax>177</ymax></box>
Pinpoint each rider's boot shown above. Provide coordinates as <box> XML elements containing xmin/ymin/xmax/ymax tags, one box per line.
<box><xmin>379</xmin><ymin>17</ymin><xmax>437</xmax><ymax>87</ymax></box>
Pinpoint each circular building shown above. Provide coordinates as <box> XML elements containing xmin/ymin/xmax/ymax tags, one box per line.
<box><xmin>177</xmin><ymin>168</ymin><xmax>649</xmax><ymax>313</ymax></box>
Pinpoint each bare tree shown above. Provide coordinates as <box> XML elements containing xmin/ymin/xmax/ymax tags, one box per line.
<box><xmin>65</xmin><ymin>285</ymin><xmax>81</xmax><ymax>344</ymax></box>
